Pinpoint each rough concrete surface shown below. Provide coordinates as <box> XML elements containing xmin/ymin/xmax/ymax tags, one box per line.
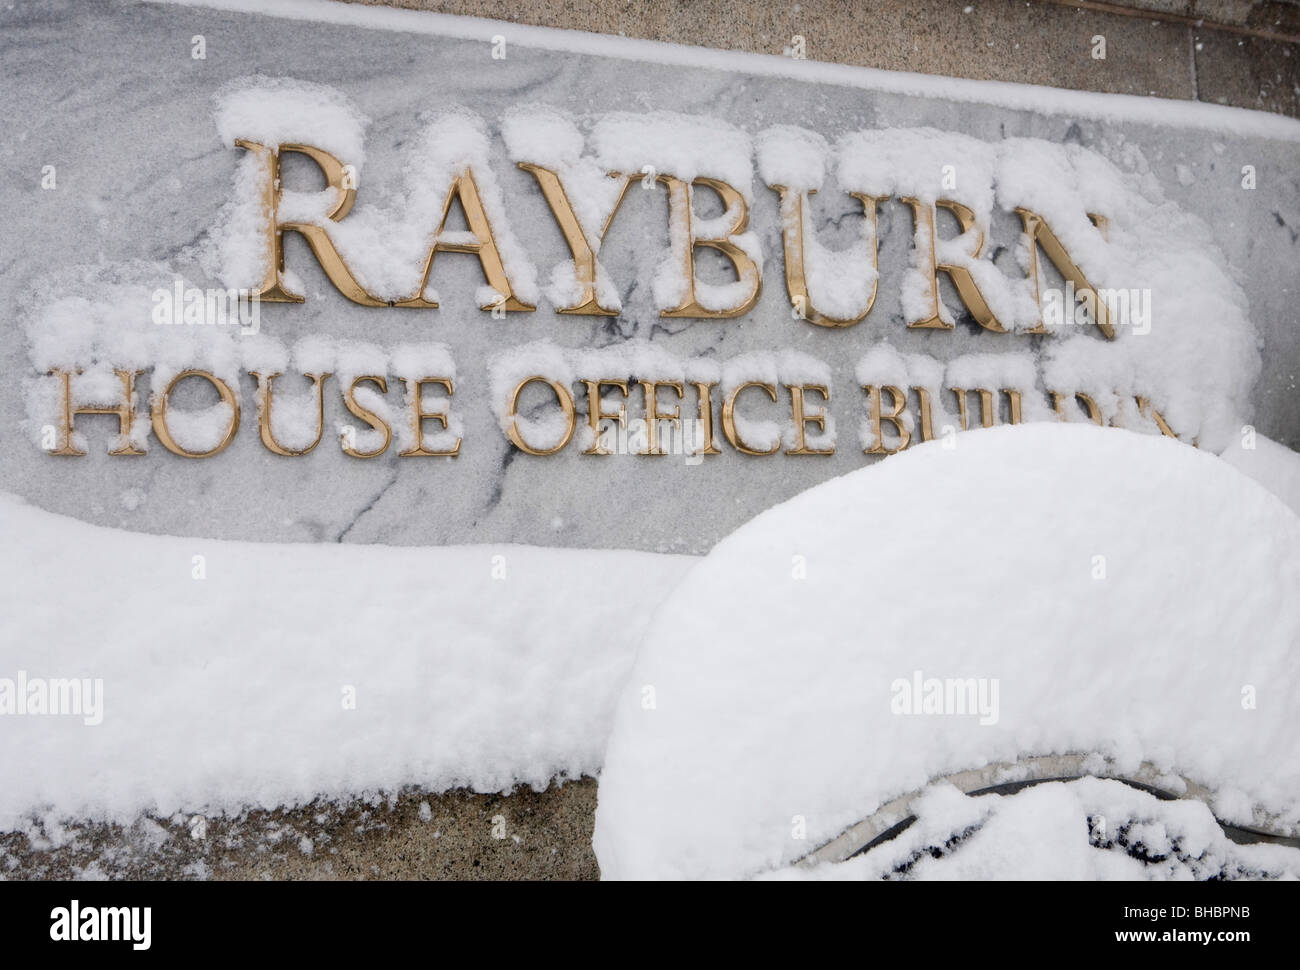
<box><xmin>2</xmin><ymin>781</ymin><xmax>599</xmax><ymax>880</ymax></box>
<box><xmin>340</xmin><ymin>0</ymin><xmax>1300</xmax><ymax>116</ymax></box>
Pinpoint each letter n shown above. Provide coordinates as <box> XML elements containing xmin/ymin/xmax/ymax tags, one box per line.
<box><xmin>1018</xmin><ymin>208</ymin><xmax>1114</xmax><ymax>339</ymax></box>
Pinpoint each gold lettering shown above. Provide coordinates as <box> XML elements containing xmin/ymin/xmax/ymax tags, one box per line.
<box><xmin>1006</xmin><ymin>388</ymin><xmax>1023</xmax><ymax>425</ymax></box>
<box><xmin>658</xmin><ymin>175</ymin><xmax>761</xmax><ymax>319</ymax></box>
<box><xmin>1018</xmin><ymin>208</ymin><xmax>1114</xmax><ymax>339</ymax></box>
<box><xmin>342</xmin><ymin>376</ymin><xmax>392</xmax><ymax>458</ymax></box>
<box><xmin>864</xmin><ymin>385</ymin><xmax>910</xmax><ymax>455</ymax></box>
<box><xmin>639</xmin><ymin>380</ymin><xmax>684</xmax><ymax>456</ymax></box>
<box><xmin>399</xmin><ymin>378</ymin><xmax>461</xmax><ymax>457</ymax></box>
<box><xmin>505</xmin><ymin>376</ymin><xmax>576</xmax><ymax>455</ymax></box>
<box><xmin>785</xmin><ymin>384</ymin><xmax>834</xmax><ymax>455</ymax></box>
<box><xmin>951</xmin><ymin>387</ymin><xmax>1019</xmax><ymax>430</ymax></box>
<box><xmin>772</xmin><ymin>187</ymin><xmax>881</xmax><ymax>327</ymax></box>
<box><xmin>722</xmin><ymin>381</ymin><xmax>779</xmax><ymax>455</ymax></box>
<box><xmin>395</xmin><ymin>170</ymin><xmax>534</xmax><ymax>312</ymax></box>
<box><xmin>582</xmin><ymin>379</ymin><xmax>629</xmax><ymax>455</ymax></box>
<box><xmin>952</xmin><ymin>387</ymin><xmax>971</xmax><ymax>430</ymax></box>
<box><xmin>237</xmin><ymin>140</ymin><xmax>385</xmax><ymax>306</ymax></box>
<box><xmin>250</xmin><ymin>371</ymin><xmax>330</xmax><ymax>456</ymax></box>
<box><xmin>693</xmin><ymin>381</ymin><xmax>722</xmax><ymax>456</ymax></box>
<box><xmin>48</xmin><ymin>368</ymin><xmax>144</xmax><ymax>456</ymax></box>
<box><xmin>903</xmin><ymin>198</ymin><xmax>1006</xmax><ymax>333</ymax></box>
<box><xmin>1136</xmin><ymin>395</ymin><xmax>1183</xmax><ymax>440</ymax></box>
<box><xmin>914</xmin><ymin>386</ymin><xmax>937</xmax><ymax>442</ymax></box>
<box><xmin>1051</xmin><ymin>390</ymin><xmax>1104</xmax><ymax>425</ymax></box>
<box><xmin>519</xmin><ymin>163</ymin><xmax>632</xmax><ymax>315</ymax></box>
<box><xmin>151</xmin><ymin>370</ymin><xmax>241</xmax><ymax>458</ymax></box>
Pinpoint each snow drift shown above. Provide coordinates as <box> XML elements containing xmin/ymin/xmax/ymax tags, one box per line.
<box><xmin>779</xmin><ymin>778</ymin><xmax>1300</xmax><ymax>880</ymax></box>
<box><xmin>0</xmin><ymin>496</ymin><xmax>689</xmax><ymax>828</ymax></box>
<box><xmin>593</xmin><ymin>424</ymin><xmax>1300</xmax><ymax>880</ymax></box>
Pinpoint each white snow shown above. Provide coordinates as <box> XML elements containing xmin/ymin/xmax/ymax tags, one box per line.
<box><xmin>593</xmin><ymin>424</ymin><xmax>1300</xmax><ymax>879</ymax></box>
<box><xmin>214</xmin><ymin>75</ymin><xmax>369</xmax><ymax>165</ymax></box>
<box><xmin>1219</xmin><ymin>432</ymin><xmax>1300</xmax><ymax>516</ymax></box>
<box><xmin>779</xmin><ymin>778</ymin><xmax>1300</xmax><ymax>880</ymax></box>
<box><xmin>1001</xmin><ymin>138</ymin><xmax>1258</xmax><ymax>451</ymax></box>
<box><xmin>591</xmin><ymin>112</ymin><xmax>755</xmax><ymax>201</ymax></box>
<box><xmin>0</xmin><ymin>493</ymin><xmax>691</xmax><ymax>828</ymax></box>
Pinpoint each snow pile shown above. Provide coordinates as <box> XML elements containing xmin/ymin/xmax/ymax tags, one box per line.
<box><xmin>214</xmin><ymin>75</ymin><xmax>369</xmax><ymax>163</ymax></box>
<box><xmin>1219</xmin><ymin>433</ymin><xmax>1300</xmax><ymax>516</ymax></box>
<box><xmin>1006</xmin><ymin>139</ymin><xmax>1257</xmax><ymax>452</ymax></box>
<box><xmin>593</xmin><ymin>424</ymin><xmax>1300</xmax><ymax>880</ymax></box>
<box><xmin>781</xmin><ymin>779</ymin><xmax>1300</xmax><ymax>881</ymax></box>
<box><xmin>0</xmin><ymin>493</ymin><xmax>691</xmax><ymax>827</ymax></box>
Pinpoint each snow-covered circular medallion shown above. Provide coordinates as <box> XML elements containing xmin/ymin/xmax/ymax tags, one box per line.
<box><xmin>593</xmin><ymin>424</ymin><xmax>1300</xmax><ymax>879</ymax></box>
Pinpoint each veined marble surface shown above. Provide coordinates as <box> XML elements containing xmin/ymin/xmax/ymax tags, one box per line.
<box><xmin>1</xmin><ymin>0</ymin><xmax>1297</xmax><ymax>553</ymax></box>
